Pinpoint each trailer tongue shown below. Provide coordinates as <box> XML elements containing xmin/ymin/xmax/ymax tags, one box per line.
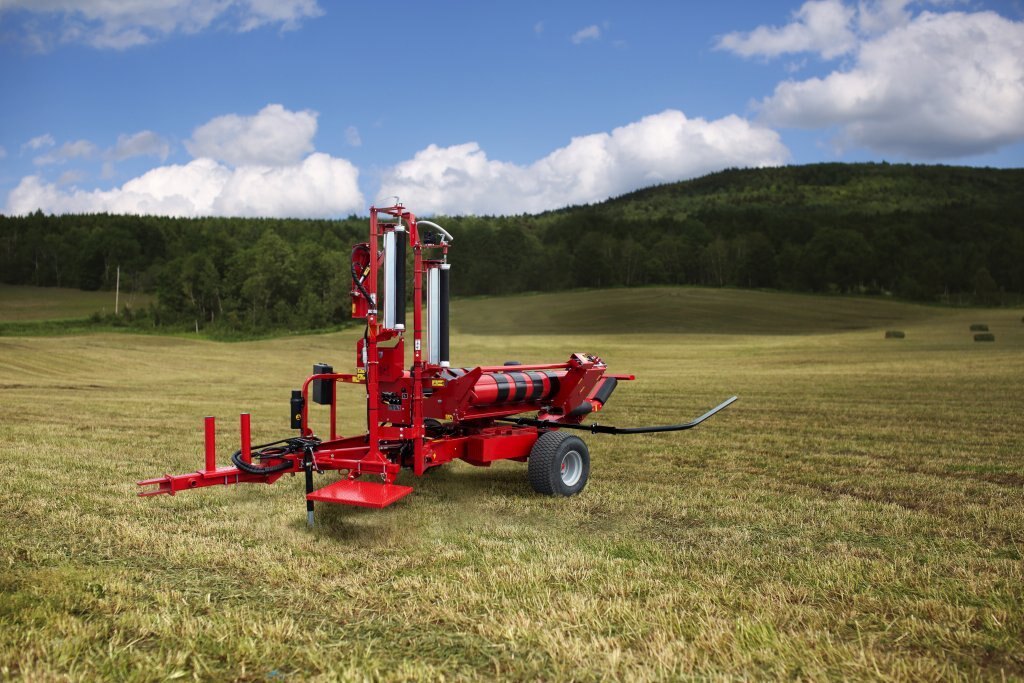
<box><xmin>138</xmin><ymin>203</ymin><xmax>737</xmax><ymax>524</ymax></box>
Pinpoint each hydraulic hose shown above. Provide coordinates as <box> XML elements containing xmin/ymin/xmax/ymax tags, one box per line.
<box><xmin>499</xmin><ymin>396</ymin><xmax>738</xmax><ymax>435</ymax></box>
<box><xmin>230</xmin><ymin>437</ymin><xmax>319</xmax><ymax>475</ymax></box>
<box><xmin>351</xmin><ymin>244</ymin><xmax>373</xmax><ymax>304</ymax></box>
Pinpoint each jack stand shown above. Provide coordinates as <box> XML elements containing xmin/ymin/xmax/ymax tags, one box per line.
<box><xmin>304</xmin><ymin>448</ymin><xmax>314</xmax><ymax>528</ymax></box>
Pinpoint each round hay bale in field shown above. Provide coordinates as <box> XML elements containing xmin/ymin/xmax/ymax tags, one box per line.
<box><xmin>973</xmin><ymin>333</ymin><xmax>996</xmax><ymax>342</ymax></box>
<box><xmin>970</xmin><ymin>323</ymin><xmax>989</xmax><ymax>332</ymax></box>
<box><xmin>884</xmin><ymin>330</ymin><xmax>905</xmax><ymax>339</ymax></box>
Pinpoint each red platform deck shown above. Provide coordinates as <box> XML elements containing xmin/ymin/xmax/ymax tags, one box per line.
<box><xmin>306</xmin><ymin>479</ymin><xmax>414</xmax><ymax>509</ymax></box>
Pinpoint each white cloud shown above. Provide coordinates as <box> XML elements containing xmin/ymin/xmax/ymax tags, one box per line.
<box><xmin>111</xmin><ymin>130</ymin><xmax>170</xmax><ymax>161</ymax></box>
<box><xmin>571</xmin><ymin>24</ymin><xmax>601</xmax><ymax>44</ymax></box>
<box><xmin>185</xmin><ymin>104</ymin><xmax>317</xmax><ymax>167</ymax></box>
<box><xmin>0</xmin><ymin>146</ymin><xmax>6</xmax><ymax>160</ymax></box>
<box><xmin>6</xmin><ymin>154</ymin><xmax>363</xmax><ymax>218</ymax></box>
<box><xmin>0</xmin><ymin>0</ymin><xmax>324</xmax><ymax>51</ymax></box>
<box><xmin>716</xmin><ymin>0</ymin><xmax>858</xmax><ymax>59</ymax></box>
<box><xmin>6</xmin><ymin>103</ymin><xmax>362</xmax><ymax>218</ymax></box>
<box><xmin>534</xmin><ymin>21</ymin><xmax>544</xmax><ymax>35</ymax></box>
<box><xmin>378</xmin><ymin>110</ymin><xmax>788</xmax><ymax>215</ymax></box>
<box><xmin>857</xmin><ymin>0</ymin><xmax>914</xmax><ymax>34</ymax></box>
<box><xmin>34</xmin><ymin>139</ymin><xmax>98</xmax><ymax>166</ymax></box>
<box><xmin>345</xmin><ymin>125</ymin><xmax>362</xmax><ymax>147</ymax></box>
<box><xmin>23</xmin><ymin>134</ymin><xmax>55</xmax><ymax>151</ymax></box>
<box><xmin>235</xmin><ymin>0</ymin><xmax>323</xmax><ymax>32</ymax></box>
<box><xmin>759</xmin><ymin>10</ymin><xmax>1024</xmax><ymax>157</ymax></box>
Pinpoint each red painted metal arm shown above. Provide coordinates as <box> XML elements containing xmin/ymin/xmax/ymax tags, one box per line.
<box><xmin>299</xmin><ymin>372</ymin><xmax>364</xmax><ymax>437</ymax></box>
<box><xmin>137</xmin><ymin>466</ymin><xmax>294</xmax><ymax>497</ymax></box>
<box><xmin>136</xmin><ymin>414</ymin><xmax>298</xmax><ymax>497</ymax></box>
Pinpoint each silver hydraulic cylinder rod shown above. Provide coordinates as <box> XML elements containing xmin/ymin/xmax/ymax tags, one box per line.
<box><xmin>383</xmin><ymin>230</ymin><xmax>395</xmax><ymax>328</ymax></box>
<box><xmin>428</xmin><ymin>265</ymin><xmax>440</xmax><ymax>365</ymax></box>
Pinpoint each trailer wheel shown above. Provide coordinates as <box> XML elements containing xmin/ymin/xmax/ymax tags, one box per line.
<box><xmin>528</xmin><ymin>431</ymin><xmax>590</xmax><ymax>496</ymax></box>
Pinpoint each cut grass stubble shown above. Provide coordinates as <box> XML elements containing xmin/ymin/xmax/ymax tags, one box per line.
<box><xmin>1</xmin><ymin>290</ymin><xmax>1023</xmax><ymax>680</ymax></box>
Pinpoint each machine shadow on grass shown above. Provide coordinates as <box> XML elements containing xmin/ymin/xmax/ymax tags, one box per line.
<box><xmin>290</xmin><ymin>464</ymin><xmax>547</xmax><ymax>540</ymax></box>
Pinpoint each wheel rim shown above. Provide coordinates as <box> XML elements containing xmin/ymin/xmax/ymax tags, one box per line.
<box><xmin>559</xmin><ymin>450</ymin><xmax>583</xmax><ymax>487</ymax></box>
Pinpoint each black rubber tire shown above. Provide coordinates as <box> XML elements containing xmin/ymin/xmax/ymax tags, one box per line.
<box><xmin>528</xmin><ymin>431</ymin><xmax>590</xmax><ymax>496</ymax></box>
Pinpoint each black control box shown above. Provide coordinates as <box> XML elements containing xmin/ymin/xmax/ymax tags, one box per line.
<box><xmin>312</xmin><ymin>362</ymin><xmax>334</xmax><ymax>405</ymax></box>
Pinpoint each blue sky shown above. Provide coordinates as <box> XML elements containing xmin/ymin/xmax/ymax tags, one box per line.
<box><xmin>1</xmin><ymin>0</ymin><xmax>1022</xmax><ymax>217</ymax></box>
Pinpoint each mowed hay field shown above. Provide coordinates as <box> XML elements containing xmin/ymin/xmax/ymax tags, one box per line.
<box><xmin>1</xmin><ymin>288</ymin><xmax>1023</xmax><ymax>680</ymax></box>
<box><xmin>0</xmin><ymin>284</ymin><xmax>151</xmax><ymax>322</ymax></box>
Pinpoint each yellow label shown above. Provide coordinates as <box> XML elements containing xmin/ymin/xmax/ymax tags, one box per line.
<box><xmin>445</xmin><ymin>414</ymin><xmax>454</xmax><ymax>421</ymax></box>
<box><xmin>356</xmin><ymin>369</ymin><xmax>366</xmax><ymax>381</ymax></box>
<box><xmin>351</xmin><ymin>303</ymin><xmax>356</xmax><ymax>315</ymax></box>
<box><xmin>431</xmin><ymin>379</ymin><xmax>446</xmax><ymax>387</ymax></box>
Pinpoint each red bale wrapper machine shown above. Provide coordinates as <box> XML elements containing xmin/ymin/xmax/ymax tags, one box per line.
<box><xmin>138</xmin><ymin>203</ymin><xmax>738</xmax><ymax>526</ymax></box>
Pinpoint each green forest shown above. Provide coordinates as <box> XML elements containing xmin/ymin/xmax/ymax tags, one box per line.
<box><xmin>1</xmin><ymin>162</ymin><xmax>1022</xmax><ymax>334</ymax></box>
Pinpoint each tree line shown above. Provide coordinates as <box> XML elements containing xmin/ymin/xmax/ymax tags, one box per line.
<box><xmin>1</xmin><ymin>163</ymin><xmax>1021</xmax><ymax>333</ymax></box>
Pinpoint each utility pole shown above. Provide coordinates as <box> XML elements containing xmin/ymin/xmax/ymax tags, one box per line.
<box><xmin>115</xmin><ymin>265</ymin><xmax>120</xmax><ymax>316</ymax></box>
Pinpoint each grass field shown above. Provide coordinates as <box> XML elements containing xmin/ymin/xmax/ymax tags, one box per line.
<box><xmin>450</xmin><ymin>287</ymin><xmax>948</xmax><ymax>336</ymax></box>
<box><xmin>1</xmin><ymin>287</ymin><xmax>1022</xmax><ymax>680</ymax></box>
<box><xmin>0</xmin><ymin>284</ymin><xmax>151</xmax><ymax>322</ymax></box>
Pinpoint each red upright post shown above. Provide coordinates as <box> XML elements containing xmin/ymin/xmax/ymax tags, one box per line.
<box><xmin>204</xmin><ymin>416</ymin><xmax>216</xmax><ymax>472</ymax></box>
<box><xmin>240</xmin><ymin>413</ymin><xmax>252</xmax><ymax>464</ymax></box>
<box><xmin>367</xmin><ymin>208</ymin><xmax>379</xmax><ymax>446</ymax></box>
<box><xmin>411</xmin><ymin>219</ymin><xmax>426</xmax><ymax>476</ymax></box>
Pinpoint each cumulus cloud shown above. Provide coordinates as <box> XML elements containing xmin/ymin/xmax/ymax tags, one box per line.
<box><xmin>34</xmin><ymin>139</ymin><xmax>98</xmax><ymax>166</ymax></box>
<box><xmin>5</xmin><ymin>104</ymin><xmax>362</xmax><ymax>218</ymax></box>
<box><xmin>111</xmin><ymin>130</ymin><xmax>171</xmax><ymax>162</ymax></box>
<box><xmin>759</xmin><ymin>10</ymin><xmax>1024</xmax><ymax>157</ymax></box>
<box><xmin>571</xmin><ymin>25</ymin><xmax>601</xmax><ymax>44</ymax></box>
<box><xmin>186</xmin><ymin>104</ymin><xmax>317</xmax><ymax>167</ymax></box>
<box><xmin>235</xmin><ymin>0</ymin><xmax>323</xmax><ymax>32</ymax></box>
<box><xmin>857</xmin><ymin>0</ymin><xmax>914</xmax><ymax>34</ymax></box>
<box><xmin>716</xmin><ymin>0</ymin><xmax>858</xmax><ymax>59</ymax></box>
<box><xmin>0</xmin><ymin>0</ymin><xmax>324</xmax><ymax>51</ymax></box>
<box><xmin>378</xmin><ymin>110</ymin><xmax>788</xmax><ymax>215</ymax></box>
<box><xmin>23</xmin><ymin>134</ymin><xmax>55</xmax><ymax>151</ymax></box>
<box><xmin>718</xmin><ymin>0</ymin><xmax>970</xmax><ymax>59</ymax></box>
<box><xmin>6</xmin><ymin>154</ymin><xmax>363</xmax><ymax>218</ymax></box>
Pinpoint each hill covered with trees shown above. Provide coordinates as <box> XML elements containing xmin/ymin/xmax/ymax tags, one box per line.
<box><xmin>1</xmin><ymin>162</ymin><xmax>1021</xmax><ymax>333</ymax></box>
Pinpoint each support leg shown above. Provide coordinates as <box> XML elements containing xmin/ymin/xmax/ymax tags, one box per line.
<box><xmin>304</xmin><ymin>448</ymin><xmax>315</xmax><ymax>528</ymax></box>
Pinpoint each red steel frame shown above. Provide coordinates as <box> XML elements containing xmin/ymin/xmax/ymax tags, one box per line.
<box><xmin>138</xmin><ymin>203</ymin><xmax>633</xmax><ymax>510</ymax></box>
